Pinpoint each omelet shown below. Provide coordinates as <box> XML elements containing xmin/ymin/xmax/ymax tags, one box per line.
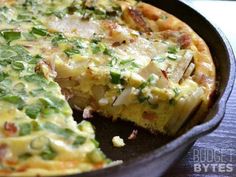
<box><xmin>0</xmin><ymin>0</ymin><xmax>215</xmax><ymax>176</ymax></box>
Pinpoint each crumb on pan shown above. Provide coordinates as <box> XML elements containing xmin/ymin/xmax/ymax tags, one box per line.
<box><xmin>112</xmin><ymin>136</ymin><xmax>125</xmax><ymax>147</ymax></box>
<box><xmin>83</xmin><ymin>106</ymin><xmax>94</xmax><ymax>119</ymax></box>
<box><xmin>128</xmin><ymin>129</ymin><xmax>138</xmax><ymax>140</ymax></box>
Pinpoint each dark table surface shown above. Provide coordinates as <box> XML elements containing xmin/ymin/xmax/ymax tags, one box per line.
<box><xmin>164</xmin><ymin>1</ymin><xmax>236</xmax><ymax>177</ymax></box>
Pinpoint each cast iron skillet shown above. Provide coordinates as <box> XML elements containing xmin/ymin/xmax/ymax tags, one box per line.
<box><xmin>69</xmin><ymin>0</ymin><xmax>235</xmax><ymax>177</ymax></box>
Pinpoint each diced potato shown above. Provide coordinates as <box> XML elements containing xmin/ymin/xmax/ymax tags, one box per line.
<box><xmin>139</xmin><ymin>61</ymin><xmax>169</xmax><ymax>88</ymax></box>
<box><xmin>170</xmin><ymin>50</ymin><xmax>193</xmax><ymax>83</ymax></box>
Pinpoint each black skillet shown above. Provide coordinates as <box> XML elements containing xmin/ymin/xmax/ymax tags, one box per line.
<box><xmin>68</xmin><ymin>0</ymin><xmax>236</xmax><ymax>177</ymax></box>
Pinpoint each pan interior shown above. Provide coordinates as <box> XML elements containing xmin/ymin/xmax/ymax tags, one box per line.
<box><xmin>73</xmin><ymin>111</ymin><xmax>173</xmax><ymax>161</ymax></box>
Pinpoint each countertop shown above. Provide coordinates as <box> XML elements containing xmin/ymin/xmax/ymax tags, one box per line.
<box><xmin>164</xmin><ymin>1</ymin><xmax>236</xmax><ymax>177</ymax></box>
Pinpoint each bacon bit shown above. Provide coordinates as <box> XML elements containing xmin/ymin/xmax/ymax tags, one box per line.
<box><xmin>161</xmin><ymin>70</ymin><xmax>168</xmax><ymax>79</ymax></box>
<box><xmin>142</xmin><ymin>111</ymin><xmax>158</xmax><ymax>121</ymax></box>
<box><xmin>93</xmin><ymin>162</ymin><xmax>104</xmax><ymax>169</ymax></box>
<box><xmin>0</xmin><ymin>169</ymin><xmax>12</xmax><ymax>174</ymax></box>
<box><xmin>137</xmin><ymin>3</ymin><xmax>161</xmax><ymax>21</ymax></box>
<box><xmin>106</xmin><ymin>21</ymin><xmax>118</xmax><ymax>30</ymax></box>
<box><xmin>194</xmin><ymin>73</ymin><xmax>210</xmax><ymax>86</ymax></box>
<box><xmin>128</xmin><ymin>129</ymin><xmax>138</xmax><ymax>140</ymax></box>
<box><xmin>5</xmin><ymin>159</ymin><xmax>18</xmax><ymax>166</ymax></box>
<box><xmin>102</xmin><ymin>21</ymin><xmax>118</xmax><ymax>37</ymax></box>
<box><xmin>199</xmin><ymin>74</ymin><xmax>207</xmax><ymax>84</ymax></box>
<box><xmin>178</xmin><ymin>33</ymin><xmax>192</xmax><ymax>49</ymax></box>
<box><xmin>112</xmin><ymin>41</ymin><xmax>121</xmax><ymax>47</ymax></box>
<box><xmin>142</xmin><ymin>11</ymin><xmax>159</xmax><ymax>21</ymax></box>
<box><xmin>124</xmin><ymin>7</ymin><xmax>152</xmax><ymax>32</ymax></box>
<box><xmin>159</xmin><ymin>30</ymin><xmax>178</xmax><ymax>40</ymax></box>
<box><xmin>0</xmin><ymin>144</ymin><xmax>8</xmax><ymax>161</ymax></box>
<box><xmin>129</xmin><ymin>39</ymin><xmax>135</xmax><ymax>43</ymax></box>
<box><xmin>15</xmin><ymin>165</ymin><xmax>30</xmax><ymax>172</ymax></box>
<box><xmin>82</xmin><ymin>106</ymin><xmax>94</xmax><ymax>119</ymax></box>
<box><xmin>3</xmin><ymin>122</ymin><xmax>18</xmax><ymax>137</ymax></box>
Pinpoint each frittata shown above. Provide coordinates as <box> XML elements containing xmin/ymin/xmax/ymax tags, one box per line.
<box><xmin>0</xmin><ymin>0</ymin><xmax>215</xmax><ymax>176</ymax></box>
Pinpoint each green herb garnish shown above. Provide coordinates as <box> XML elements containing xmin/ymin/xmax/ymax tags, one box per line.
<box><xmin>91</xmin><ymin>42</ymin><xmax>106</xmax><ymax>54</ymax></box>
<box><xmin>110</xmin><ymin>70</ymin><xmax>121</xmax><ymax>84</ymax></box>
<box><xmin>43</xmin><ymin>122</ymin><xmax>74</xmax><ymax>138</ymax></box>
<box><xmin>0</xmin><ymin>72</ymin><xmax>8</xmax><ymax>82</ymax></box>
<box><xmin>40</xmin><ymin>145</ymin><xmax>57</xmax><ymax>160</ymax></box>
<box><xmin>31</xmin><ymin>27</ymin><xmax>48</xmax><ymax>36</ymax></box>
<box><xmin>173</xmin><ymin>88</ymin><xmax>180</xmax><ymax>97</ymax></box>
<box><xmin>13</xmin><ymin>83</ymin><xmax>26</xmax><ymax>95</ymax></box>
<box><xmin>11</xmin><ymin>61</ymin><xmax>25</xmax><ymax>71</ymax></box>
<box><xmin>19</xmin><ymin>123</ymin><xmax>32</xmax><ymax>136</ymax></box>
<box><xmin>29</xmin><ymin>54</ymin><xmax>42</xmax><ymax>64</ymax></box>
<box><xmin>2</xmin><ymin>95</ymin><xmax>25</xmax><ymax>109</ymax></box>
<box><xmin>25</xmin><ymin>104</ymin><xmax>42</xmax><ymax>119</ymax></box>
<box><xmin>51</xmin><ymin>33</ymin><xmax>67</xmax><ymax>46</ymax></box>
<box><xmin>22</xmin><ymin>32</ymin><xmax>36</xmax><ymax>41</ymax></box>
<box><xmin>73</xmin><ymin>135</ymin><xmax>86</xmax><ymax>146</ymax></box>
<box><xmin>168</xmin><ymin>46</ymin><xmax>179</xmax><ymax>54</ymax></box>
<box><xmin>64</xmin><ymin>48</ymin><xmax>80</xmax><ymax>57</ymax></box>
<box><xmin>24</xmin><ymin>74</ymin><xmax>47</xmax><ymax>85</ymax></box>
<box><xmin>1</xmin><ymin>31</ymin><xmax>21</xmax><ymax>43</ymax></box>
